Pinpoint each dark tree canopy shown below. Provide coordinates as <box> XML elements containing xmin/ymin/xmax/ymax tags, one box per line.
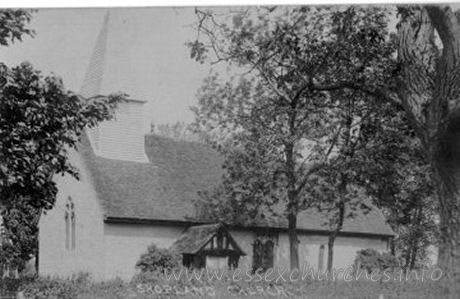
<box><xmin>0</xmin><ymin>62</ymin><xmax>123</xmax><ymax>271</ymax></box>
<box><xmin>0</xmin><ymin>62</ymin><xmax>122</xmax><ymax>211</ymax></box>
<box><xmin>0</xmin><ymin>9</ymin><xmax>124</xmax><ymax>271</ymax></box>
<box><xmin>190</xmin><ymin>6</ymin><xmax>399</xmax><ymax>270</ymax></box>
<box><xmin>0</xmin><ymin>9</ymin><xmax>34</xmax><ymax>46</ymax></box>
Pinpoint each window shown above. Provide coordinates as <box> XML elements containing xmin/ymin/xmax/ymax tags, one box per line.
<box><xmin>252</xmin><ymin>239</ymin><xmax>274</xmax><ymax>272</ymax></box>
<box><xmin>263</xmin><ymin>240</ymin><xmax>274</xmax><ymax>269</ymax></box>
<box><xmin>318</xmin><ymin>244</ymin><xmax>325</xmax><ymax>271</ymax></box>
<box><xmin>65</xmin><ymin>197</ymin><xmax>76</xmax><ymax>250</ymax></box>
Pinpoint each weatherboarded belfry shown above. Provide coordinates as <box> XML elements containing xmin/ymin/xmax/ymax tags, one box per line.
<box><xmin>87</xmin><ymin>97</ymin><xmax>149</xmax><ymax>163</ymax></box>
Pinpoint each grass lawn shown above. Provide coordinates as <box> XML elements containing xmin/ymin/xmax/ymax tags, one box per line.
<box><xmin>9</xmin><ymin>269</ymin><xmax>448</xmax><ymax>299</ymax></box>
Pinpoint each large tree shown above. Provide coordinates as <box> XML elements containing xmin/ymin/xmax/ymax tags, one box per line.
<box><xmin>307</xmin><ymin>89</ymin><xmax>393</xmax><ymax>272</ymax></box>
<box><xmin>294</xmin><ymin>4</ymin><xmax>460</xmax><ymax>294</ymax></box>
<box><xmin>0</xmin><ymin>10</ymin><xmax>123</xmax><ymax>271</ymax></box>
<box><xmin>0</xmin><ymin>63</ymin><xmax>122</xmax><ymax>270</ymax></box>
<box><xmin>357</xmin><ymin>95</ymin><xmax>437</xmax><ymax>270</ymax></box>
<box><xmin>394</xmin><ymin>5</ymin><xmax>460</xmax><ymax>294</ymax></box>
<box><xmin>190</xmin><ymin>6</ymin><xmax>396</xmax><ymax>270</ymax></box>
<box><xmin>192</xmin><ymin>5</ymin><xmax>460</xmax><ymax>292</ymax></box>
<box><xmin>0</xmin><ymin>63</ymin><xmax>121</xmax><ymax>211</ymax></box>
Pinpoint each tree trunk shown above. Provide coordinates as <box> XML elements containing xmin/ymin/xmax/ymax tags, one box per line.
<box><xmin>404</xmin><ymin>247</ymin><xmax>411</xmax><ymax>272</ymax></box>
<box><xmin>327</xmin><ymin>170</ymin><xmax>347</xmax><ymax>272</ymax></box>
<box><xmin>409</xmin><ymin>202</ymin><xmax>424</xmax><ymax>270</ymax></box>
<box><xmin>35</xmin><ymin>225</ymin><xmax>39</xmax><ymax>274</ymax></box>
<box><xmin>398</xmin><ymin>6</ymin><xmax>460</xmax><ymax>296</ymax></box>
<box><xmin>434</xmin><ymin>171</ymin><xmax>460</xmax><ymax>296</ymax></box>
<box><xmin>426</xmin><ymin>6</ymin><xmax>460</xmax><ymax>296</ymax></box>
<box><xmin>409</xmin><ymin>243</ymin><xmax>418</xmax><ymax>270</ymax></box>
<box><xmin>284</xmin><ymin>136</ymin><xmax>300</xmax><ymax>270</ymax></box>
<box><xmin>327</xmin><ymin>232</ymin><xmax>336</xmax><ymax>272</ymax></box>
<box><xmin>327</xmin><ymin>200</ymin><xmax>345</xmax><ymax>272</ymax></box>
<box><xmin>288</xmin><ymin>212</ymin><xmax>299</xmax><ymax>270</ymax></box>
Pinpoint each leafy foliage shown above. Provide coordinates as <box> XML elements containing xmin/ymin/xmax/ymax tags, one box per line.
<box><xmin>0</xmin><ymin>45</ymin><xmax>124</xmax><ymax>279</ymax></box>
<box><xmin>21</xmin><ymin>276</ymin><xmax>79</xmax><ymax>299</ymax></box>
<box><xmin>354</xmin><ymin>248</ymin><xmax>400</xmax><ymax>273</ymax></box>
<box><xmin>190</xmin><ymin>6</ymin><xmax>398</xmax><ymax>269</ymax></box>
<box><xmin>0</xmin><ymin>8</ymin><xmax>124</xmax><ymax>277</ymax></box>
<box><xmin>150</xmin><ymin>121</ymin><xmax>212</xmax><ymax>143</ymax></box>
<box><xmin>355</xmin><ymin>98</ymin><xmax>438</xmax><ymax>268</ymax></box>
<box><xmin>0</xmin><ymin>276</ymin><xmax>23</xmax><ymax>293</ymax></box>
<box><xmin>394</xmin><ymin>6</ymin><xmax>460</xmax><ymax>292</ymax></box>
<box><xmin>0</xmin><ymin>9</ymin><xmax>35</xmax><ymax>46</ymax></box>
<box><xmin>14</xmin><ymin>271</ymin><xmax>447</xmax><ymax>299</ymax></box>
<box><xmin>0</xmin><ymin>62</ymin><xmax>123</xmax><ymax>211</ymax></box>
<box><xmin>20</xmin><ymin>274</ymin><xmax>129</xmax><ymax>299</ymax></box>
<box><xmin>135</xmin><ymin>244</ymin><xmax>180</xmax><ymax>273</ymax></box>
<box><xmin>0</xmin><ymin>62</ymin><xmax>123</xmax><ymax>271</ymax></box>
<box><xmin>0</xmin><ymin>202</ymin><xmax>39</xmax><ymax>271</ymax></box>
<box><xmin>195</xmin><ymin>130</ymin><xmax>285</xmax><ymax>225</ymax></box>
<box><xmin>191</xmin><ymin>5</ymin><xmax>439</xmax><ymax>272</ymax></box>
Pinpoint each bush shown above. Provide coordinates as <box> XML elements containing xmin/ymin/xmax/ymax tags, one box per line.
<box><xmin>20</xmin><ymin>277</ymin><xmax>78</xmax><ymax>299</ymax></box>
<box><xmin>20</xmin><ymin>273</ymin><xmax>90</xmax><ymax>299</ymax></box>
<box><xmin>0</xmin><ymin>277</ymin><xmax>21</xmax><ymax>294</ymax></box>
<box><xmin>135</xmin><ymin>244</ymin><xmax>180</xmax><ymax>273</ymax></box>
<box><xmin>354</xmin><ymin>248</ymin><xmax>400</xmax><ymax>273</ymax></box>
<box><xmin>131</xmin><ymin>269</ymin><xmax>165</xmax><ymax>285</ymax></box>
<box><xmin>79</xmin><ymin>277</ymin><xmax>130</xmax><ymax>299</ymax></box>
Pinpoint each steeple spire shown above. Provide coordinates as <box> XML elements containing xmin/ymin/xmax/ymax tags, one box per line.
<box><xmin>80</xmin><ymin>10</ymin><xmax>110</xmax><ymax>98</ymax></box>
<box><xmin>83</xmin><ymin>10</ymin><xmax>148</xmax><ymax>163</ymax></box>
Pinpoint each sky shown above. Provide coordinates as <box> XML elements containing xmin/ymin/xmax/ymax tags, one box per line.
<box><xmin>1</xmin><ymin>7</ymin><xmax>215</xmax><ymax>128</ymax></box>
<box><xmin>1</xmin><ymin>4</ymin><xmax>452</xmax><ymax>131</ymax></box>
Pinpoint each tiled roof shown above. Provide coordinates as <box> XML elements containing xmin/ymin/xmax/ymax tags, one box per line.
<box><xmin>253</xmin><ymin>203</ymin><xmax>394</xmax><ymax>237</ymax></box>
<box><xmin>78</xmin><ymin>132</ymin><xmax>394</xmax><ymax>237</ymax></box>
<box><xmin>79</xmin><ymin>132</ymin><xmax>223</xmax><ymax>222</ymax></box>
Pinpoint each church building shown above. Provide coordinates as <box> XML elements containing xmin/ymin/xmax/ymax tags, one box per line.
<box><xmin>37</xmin><ymin>11</ymin><xmax>394</xmax><ymax>281</ymax></box>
